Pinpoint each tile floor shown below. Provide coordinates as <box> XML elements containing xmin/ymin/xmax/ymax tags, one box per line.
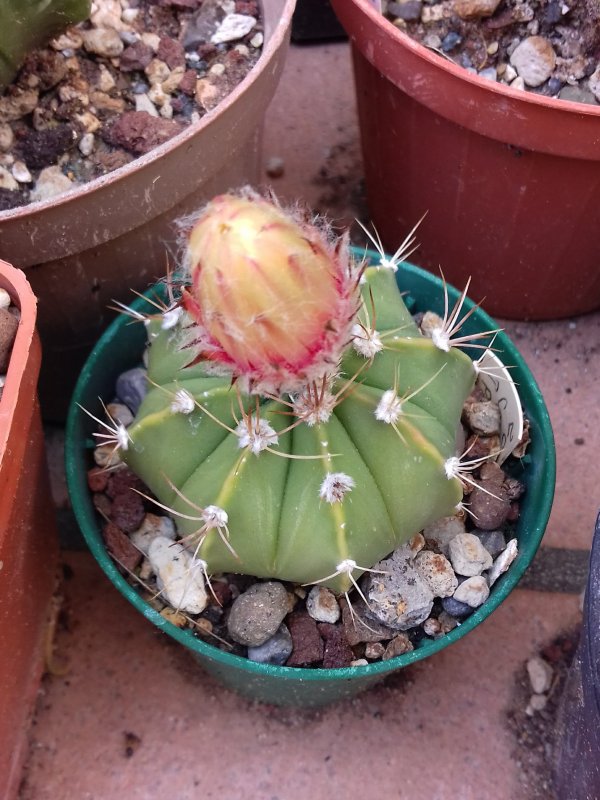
<box><xmin>19</xmin><ymin>40</ymin><xmax>599</xmax><ymax>800</ymax></box>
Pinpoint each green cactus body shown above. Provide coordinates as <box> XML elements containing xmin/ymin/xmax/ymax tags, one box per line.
<box><xmin>122</xmin><ymin>265</ymin><xmax>476</xmax><ymax>594</ymax></box>
<box><xmin>0</xmin><ymin>0</ymin><xmax>90</xmax><ymax>89</ymax></box>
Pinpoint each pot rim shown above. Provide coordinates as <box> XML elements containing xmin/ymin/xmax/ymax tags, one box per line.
<box><xmin>65</xmin><ymin>250</ymin><xmax>556</xmax><ymax>683</ymax></box>
<box><xmin>0</xmin><ymin>0</ymin><xmax>297</xmax><ymax>222</ymax></box>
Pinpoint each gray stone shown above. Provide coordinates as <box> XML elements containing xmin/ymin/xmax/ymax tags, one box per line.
<box><xmin>442</xmin><ymin>595</ymin><xmax>473</xmax><ymax>619</ymax></box>
<box><xmin>414</xmin><ymin>551</ymin><xmax>458</xmax><ymax>598</ymax></box>
<box><xmin>116</xmin><ymin>367</ymin><xmax>148</xmax><ymax>414</ymax></box>
<box><xmin>558</xmin><ymin>84</ymin><xmax>598</xmax><ymax>105</ymax></box>
<box><xmin>423</xmin><ymin>514</ymin><xmax>465</xmax><ymax>556</ymax></box>
<box><xmin>364</xmin><ymin>549</ymin><xmax>434</xmax><ymax>630</ymax></box>
<box><xmin>449</xmin><ymin>533</ymin><xmax>493</xmax><ymax>576</ymax></box>
<box><xmin>463</xmin><ymin>400</ymin><xmax>501</xmax><ymax>435</ymax></box>
<box><xmin>247</xmin><ymin>624</ymin><xmax>293</xmax><ymax>665</ymax></box>
<box><xmin>306</xmin><ymin>585</ymin><xmax>340</xmax><ymax>624</ymax></box>
<box><xmin>473</xmin><ymin>529</ymin><xmax>506</xmax><ymax>559</ymax></box>
<box><xmin>226</xmin><ymin>581</ymin><xmax>290</xmax><ymax>647</ymax></box>
<box><xmin>453</xmin><ymin>576</ymin><xmax>490</xmax><ymax>607</ymax></box>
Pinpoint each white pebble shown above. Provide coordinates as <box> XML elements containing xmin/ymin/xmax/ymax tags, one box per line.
<box><xmin>78</xmin><ymin>133</ymin><xmax>95</xmax><ymax>156</ymax></box>
<box><xmin>448</xmin><ymin>533</ymin><xmax>493</xmax><ymax>576</ymax></box>
<box><xmin>509</xmin><ymin>36</ymin><xmax>556</xmax><ymax>87</ymax></box>
<box><xmin>135</xmin><ymin>93</ymin><xmax>159</xmax><ymax>116</ymax></box>
<box><xmin>0</xmin><ymin>165</ymin><xmax>18</xmax><ymax>191</ymax></box>
<box><xmin>488</xmin><ymin>538</ymin><xmax>518</xmax><ymax>586</ymax></box>
<box><xmin>453</xmin><ymin>576</ymin><xmax>490</xmax><ymax>607</ymax></box>
<box><xmin>82</xmin><ymin>27</ymin><xmax>124</xmax><ymax>58</ymax></box>
<box><xmin>211</xmin><ymin>13</ymin><xmax>257</xmax><ymax>44</ymax></box>
<box><xmin>526</xmin><ymin>656</ymin><xmax>553</xmax><ymax>694</ymax></box>
<box><xmin>11</xmin><ymin>160</ymin><xmax>32</xmax><ymax>183</ymax></box>
<box><xmin>0</xmin><ymin>288</ymin><xmax>11</xmax><ymax>309</ymax></box>
<box><xmin>148</xmin><ymin>536</ymin><xmax>207</xmax><ymax>614</ymax></box>
<box><xmin>131</xmin><ymin>513</ymin><xmax>176</xmax><ymax>555</ymax></box>
<box><xmin>250</xmin><ymin>32</ymin><xmax>263</xmax><ymax>48</ymax></box>
<box><xmin>414</xmin><ymin>551</ymin><xmax>458</xmax><ymax>597</ymax></box>
<box><xmin>30</xmin><ymin>166</ymin><xmax>74</xmax><ymax>203</ymax></box>
<box><xmin>209</xmin><ymin>63</ymin><xmax>226</xmax><ymax>77</ymax></box>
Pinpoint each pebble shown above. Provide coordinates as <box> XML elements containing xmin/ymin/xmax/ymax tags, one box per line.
<box><xmin>247</xmin><ymin>624</ymin><xmax>293</xmax><ymax>665</ymax></box>
<box><xmin>306</xmin><ymin>585</ymin><xmax>340</xmax><ymax>623</ymax></box>
<box><xmin>116</xmin><ymin>367</ymin><xmax>148</xmax><ymax>413</ymax></box>
<box><xmin>0</xmin><ymin>88</ymin><xmax>39</xmax><ymax>124</ymax></box>
<box><xmin>414</xmin><ymin>551</ymin><xmax>458</xmax><ymax>597</ymax></box>
<box><xmin>135</xmin><ymin>93</ymin><xmax>159</xmax><ymax>116</ymax></box>
<box><xmin>588</xmin><ymin>66</ymin><xmax>600</xmax><ymax>102</ymax></box>
<box><xmin>510</xmin><ymin>36</ymin><xmax>556</xmax><ymax>87</ymax></box>
<box><xmin>265</xmin><ymin>156</ymin><xmax>285</xmax><ymax>178</ymax></box>
<box><xmin>448</xmin><ymin>533</ymin><xmax>493</xmax><ymax>576</ymax></box>
<box><xmin>131</xmin><ymin>513</ymin><xmax>176</xmax><ymax>555</ymax></box>
<box><xmin>441</xmin><ymin>31</ymin><xmax>462</xmax><ymax>52</ymax></box>
<box><xmin>351</xmin><ymin>659</ymin><xmax>369</xmax><ymax>667</ymax></box>
<box><xmin>364</xmin><ymin>548</ymin><xmax>434</xmax><ymax>630</ymax></box>
<box><xmin>93</xmin><ymin>443</ymin><xmax>122</xmax><ymax>469</ymax></box>
<box><xmin>382</xmin><ymin>633</ymin><xmax>414</xmax><ymax>660</ymax></box>
<box><xmin>453</xmin><ymin>0</ymin><xmax>501</xmax><ymax>18</ymax></box>
<box><xmin>464</xmin><ymin>400</ymin><xmax>501</xmax><ymax>434</ymax></box>
<box><xmin>30</xmin><ymin>166</ymin><xmax>74</xmax><ymax>202</ymax></box>
<box><xmin>473</xmin><ymin>529</ymin><xmax>506</xmax><ymax>559</ymax></box>
<box><xmin>106</xmin><ymin>401</ymin><xmax>134</xmax><ymax>427</ymax></box>
<box><xmin>0</xmin><ymin>307</ymin><xmax>18</xmax><ymax>372</ymax></box>
<box><xmin>103</xmin><ymin>111</ymin><xmax>183</xmax><ymax>155</ymax></box>
<box><xmin>365</xmin><ymin>641</ymin><xmax>386</xmax><ymax>660</ymax></box>
<box><xmin>286</xmin><ymin>611</ymin><xmax>324</xmax><ymax>666</ymax></box>
<box><xmin>479</xmin><ymin>67</ymin><xmax>498</xmax><ymax>81</ymax></box>
<box><xmin>160</xmin><ymin>607</ymin><xmax>188</xmax><ymax>628</ymax></box>
<box><xmin>319</xmin><ymin>622</ymin><xmax>355</xmax><ymax>668</ymax></box>
<box><xmin>558</xmin><ymin>85</ymin><xmax>598</xmax><ymax>105</ymax></box>
<box><xmin>226</xmin><ymin>581</ymin><xmax>290</xmax><ymax>646</ymax></box>
<box><xmin>453</xmin><ymin>575</ymin><xmax>490</xmax><ymax>607</ymax></box>
<box><xmin>211</xmin><ymin>13</ymin><xmax>257</xmax><ymax>44</ymax></box>
<box><xmin>341</xmin><ymin>599</ymin><xmax>396</xmax><ymax>645</ymax></box>
<box><xmin>423</xmin><ymin>514</ymin><xmax>465</xmax><ymax>556</ymax></box>
<box><xmin>110</xmin><ymin>490</ymin><xmax>146</xmax><ymax>533</ymax></box>
<box><xmin>0</xmin><ymin>166</ymin><xmax>18</xmax><ymax>191</ymax></box>
<box><xmin>526</xmin><ymin>655</ymin><xmax>553</xmax><ymax>693</ymax></box>
<box><xmin>148</xmin><ymin>536</ymin><xmax>207</xmax><ymax>615</ymax></box>
<box><xmin>0</xmin><ymin>124</ymin><xmax>13</xmax><ymax>151</ymax></box>
<box><xmin>468</xmin><ymin>462</ymin><xmax>511</xmax><ymax>530</ymax></box>
<box><xmin>526</xmin><ymin>693</ymin><xmax>548</xmax><ymax>716</ymax></box>
<box><xmin>388</xmin><ymin>0</ymin><xmax>423</xmax><ymax>21</ymax></box>
<box><xmin>442</xmin><ymin>595</ymin><xmax>474</xmax><ymax>619</ymax></box>
<box><xmin>488</xmin><ymin>538</ymin><xmax>518</xmax><ymax>586</ymax></box>
<box><xmin>11</xmin><ymin>160</ymin><xmax>32</xmax><ymax>183</ymax></box>
<box><xmin>103</xmin><ymin>521</ymin><xmax>142</xmax><ymax>571</ymax></box>
<box><xmin>0</xmin><ymin>289</ymin><xmax>11</xmax><ymax>309</ymax></box>
<box><xmin>82</xmin><ymin>27</ymin><xmax>125</xmax><ymax>58</ymax></box>
<box><xmin>78</xmin><ymin>133</ymin><xmax>95</xmax><ymax>156</ymax></box>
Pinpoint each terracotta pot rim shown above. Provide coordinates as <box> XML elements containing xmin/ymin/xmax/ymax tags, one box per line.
<box><xmin>0</xmin><ymin>0</ymin><xmax>297</xmax><ymax>222</ymax></box>
<box><xmin>0</xmin><ymin>259</ymin><xmax>38</xmax><ymax>459</ymax></box>
<box><xmin>345</xmin><ymin>0</ymin><xmax>600</xmax><ymax>118</ymax></box>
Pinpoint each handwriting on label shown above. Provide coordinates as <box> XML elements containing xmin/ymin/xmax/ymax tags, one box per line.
<box><xmin>476</xmin><ymin>350</ymin><xmax>524</xmax><ymax>465</ymax></box>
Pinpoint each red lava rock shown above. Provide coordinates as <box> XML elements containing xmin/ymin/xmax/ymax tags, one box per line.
<box><xmin>209</xmin><ymin>580</ymin><xmax>232</xmax><ymax>607</ymax></box>
<box><xmin>87</xmin><ymin>466</ymin><xmax>109</xmax><ymax>493</ymax></box>
<box><xmin>0</xmin><ymin>307</ymin><xmax>18</xmax><ymax>373</ymax></box>
<box><xmin>469</xmin><ymin>461</ymin><xmax>511</xmax><ymax>530</ymax></box>
<box><xmin>178</xmin><ymin>68</ymin><xmax>198</xmax><ymax>96</ymax></box>
<box><xmin>286</xmin><ymin>611</ymin><xmax>324</xmax><ymax>666</ymax></box>
<box><xmin>157</xmin><ymin>37</ymin><xmax>186</xmax><ymax>69</ymax></box>
<box><xmin>110</xmin><ymin>490</ymin><xmax>146</xmax><ymax>533</ymax></box>
<box><xmin>197</xmin><ymin>43</ymin><xmax>218</xmax><ymax>60</ymax></box>
<box><xmin>507</xmin><ymin>502</ymin><xmax>521</xmax><ymax>522</ymax></box>
<box><xmin>15</xmin><ymin>124</ymin><xmax>75</xmax><ymax>169</ymax></box>
<box><xmin>93</xmin><ymin>492</ymin><xmax>112</xmax><ymax>519</ymax></box>
<box><xmin>102</xmin><ymin>111</ymin><xmax>183</xmax><ymax>155</ymax></box>
<box><xmin>106</xmin><ymin>467</ymin><xmax>146</xmax><ymax>499</ymax></box>
<box><xmin>120</xmin><ymin>41</ymin><xmax>154</xmax><ymax>72</ymax></box>
<box><xmin>318</xmin><ymin>623</ymin><xmax>355</xmax><ymax>668</ymax></box>
<box><xmin>103</xmin><ymin>522</ymin><xmax>142</xmax><ymax>571</ymax></box>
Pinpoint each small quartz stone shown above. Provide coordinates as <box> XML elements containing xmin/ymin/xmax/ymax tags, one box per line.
<box><xmin>78</xmin><ymin>133</ymin><xmax>95</xmax><ymax>156</ymax></box>
<box><xmin>423</xmin><ymin>515</ymin><xmax>465</xmax><ymax>556</ymax></box>
<box><xmin>414</xmin><ymin>551</ymin><xmax>458</xmax><ymax>597</ymax></box>
<box><xmin>82</xmin><ymin>27</ymin><xmax>124</xmax><ymax>58</ymax></box>
<box><xmin>0</xmin><ymin>167</ymin><xmax>18</xmax><ymax>191</ymax></box>
<box><xmin>30</xmin><ymin>166</ymin><xmax>74</xmax><ymax>202</ymax></box>
<box><xmin>448</xmin><ymin>533</ymin><xmax>493</xmax><ymax>576</ymax></box>
<box><xmin>306</xmin><ymin>585</ymin><xmax>340</xmax><ymax>624</ymax></box>
<box><xmin>382</xmin><ymin>634</ymin><xmax>414</xmax><ymax>660</ymax></box>
<box><xmin>11</xmin><ymin>161</ymin><xmax>32</xmax><ymax>183</ymax></box>
<box><xmin>453</xmin><ymin>576</ymin><xmax>490</xmax><ymax>607</ymax></box>
<box><xmin>211</xmin><ymin>13</ymin><xmax>256</xmax><ymax>44</ymax></box>
<box><xmin>131</xmin><ymin>513</ymin><xmax>176</xmax><ymax>555</ymax></box>
<box><xmin>488</xmin><ymin>538</ymin><xmax>518</xmax><ymax>586</ymax></box>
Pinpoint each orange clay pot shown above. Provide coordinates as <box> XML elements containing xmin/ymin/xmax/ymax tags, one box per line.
<box><xmin>0</xmin><ymin>260</ymin><xmax>58</xmax><ymax>800</ymax></box>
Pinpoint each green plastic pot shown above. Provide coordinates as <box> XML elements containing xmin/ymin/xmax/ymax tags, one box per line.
<box><xmin>65</xmin><ymin>249</ymin><xmax>555</xmax><ymax>707</ymax></box>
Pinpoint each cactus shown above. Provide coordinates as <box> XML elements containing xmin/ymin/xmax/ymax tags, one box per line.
<box><xmin>0</xmin><ymin>0</ymin><xmax>90</xmax><ymax>89</ymax></box>
<box><xmin>114</xmin><ymin>192</ymin><xmax>486</xmax><ymax>595</ymax></box>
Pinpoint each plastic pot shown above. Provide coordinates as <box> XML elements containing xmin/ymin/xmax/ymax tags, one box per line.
<box><xmin>0</xmin><ymin>261</ymin><xmax>58</xmax><ymax>800</ymax></box>
<box><xmin>65</xmin><ymin>249</ymin><xmax>555</xmax><ymax>707</ymax></box>
<box><xmin>0</xmin><ymin>0</ymin><xmax>296</xmax><ymax>420</ymax></box>
<box><xmin>553</xmin><ymin>512</ymin><xmax>600</xmax><ymax>799</ymax></box>
<box><xmin>330</xmin><ymin>0</ymin><xmax>600</xmax><ymax>321</ymax></box>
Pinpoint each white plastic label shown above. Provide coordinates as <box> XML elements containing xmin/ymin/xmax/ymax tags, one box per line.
<box><xmin>476</xmin><ymin>350</ymin><xmax>524</xmax><ymax>465</ymax></box>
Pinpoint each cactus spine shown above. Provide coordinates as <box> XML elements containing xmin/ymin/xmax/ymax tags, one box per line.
<box><xmin>120</xmin><ymin>193</ymin><xmax>478</xmax><ymax>594</ymax></box>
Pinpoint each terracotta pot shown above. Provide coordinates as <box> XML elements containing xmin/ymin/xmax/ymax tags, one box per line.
<box><xmin>0</xmin><ymin>261</ymin><xmax>58</xmax><ymax>800</ymax></box>
<box><xmin>330</xmin><ymin>0</ymin><xmax>600</xmax><ymax>321</ymax></box>
<box><xmin>0</xmin><ymin>0</ymin><xmax>296</xmax><ymax>420</ymax></box>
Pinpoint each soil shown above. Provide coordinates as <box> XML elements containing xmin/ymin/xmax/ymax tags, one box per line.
<box><xmin>0</xmin><ymin>0</ymin><xmax>263</xmax><ymax>212</ymax></box>
<box><xmin>382</xmin><ymin>0</ymin><xmax>600</xmax><ymax>103</ymax></box>
<box><xmin>506</xmin><ymin>628</ymin><xmax>580</xmax><ymax>800</ymax></box>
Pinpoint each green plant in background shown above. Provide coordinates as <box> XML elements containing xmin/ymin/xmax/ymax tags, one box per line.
<box><xmin>0</xmin><ymin>0</ymin><xmax>90</xmax><ymax>89</ymax></box>
<box><xmin>100</xmin><ymin>192</ymin><xmax>494</xmax><ymax>597</ymax></box>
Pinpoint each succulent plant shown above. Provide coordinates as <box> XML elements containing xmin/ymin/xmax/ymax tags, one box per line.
<box><xmin>105</xmin><ymin>192</ymin><xmax>494</xmax><ymax>596</ymax></box>
<box><xmin>0</xmin><ymin>0</ymin><xmax>90</xmax><ymax>89</ymax></box>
